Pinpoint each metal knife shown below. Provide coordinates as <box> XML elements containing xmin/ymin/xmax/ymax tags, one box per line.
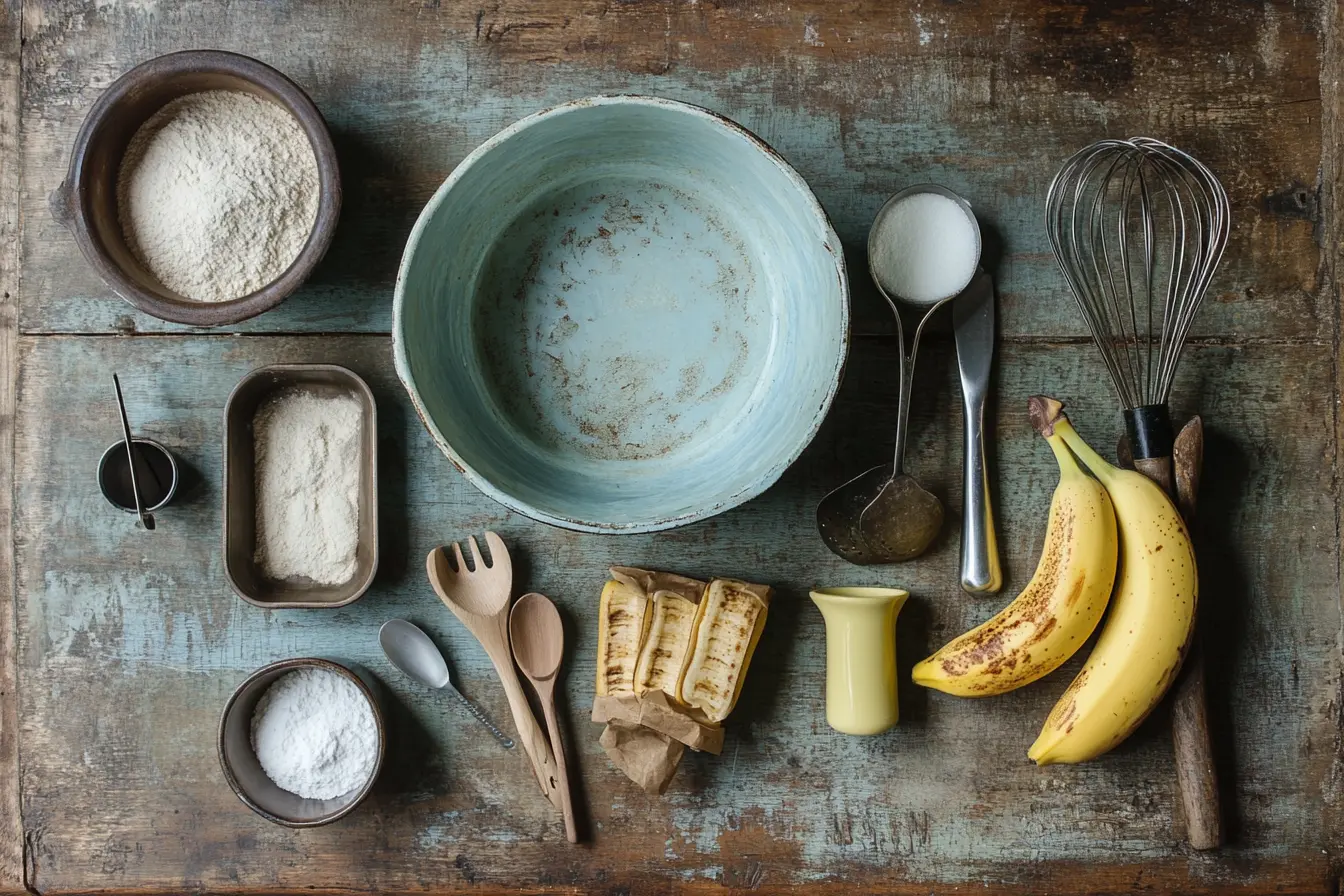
<box><xmin>953</xmin><ymin>271</ymin><xmax>1002</xmax><ymax>593</ymax></box>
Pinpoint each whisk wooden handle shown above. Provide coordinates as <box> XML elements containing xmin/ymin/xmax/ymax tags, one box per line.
<box><xmin>1170</xmin><ymin>417</ymin><xmax>1222</xmax><ymax>850</ymax></box>
<box><xmin>1132</xmin><ymin>456</ymin><xmax>1174</xmax><ymax>496</ymax></box>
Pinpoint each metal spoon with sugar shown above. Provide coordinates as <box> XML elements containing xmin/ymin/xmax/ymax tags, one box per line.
<box><xmin>817</xmin><ymin>185</ymin><xmax>980</xmax><ymax>564</ymax></box>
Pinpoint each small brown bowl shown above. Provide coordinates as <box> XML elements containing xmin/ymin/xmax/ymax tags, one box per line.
<box><xmin>224</xmin><ymin>364</ymin><xmax>378</xmax><ymax>608</ymax></box>
<box><xmin>51</xmin><ymin>49</ymin><xmax>341</xmax><ymax>327</ymax></box>
<box><xmin>218</xmin><ymin>658</ymin><xmax>385</xmax><ymax>827</ymax></box>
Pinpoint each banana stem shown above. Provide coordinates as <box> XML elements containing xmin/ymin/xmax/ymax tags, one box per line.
<box><xmin>1028</xmin><ymin>395</ymin><xmax>1119</xmax><ymax>486</ymax></box>
<box><xmin>1055</xmin><ymin>420</ymin><xmax>1119</xmax><ymax>486</ymax></box>
<box><xmin>1044</xmin><ymin>432</ymin><xmax>1078</xmax><ymax>477</ymax></box>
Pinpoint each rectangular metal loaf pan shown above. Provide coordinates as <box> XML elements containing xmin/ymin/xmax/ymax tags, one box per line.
<box><xmin>223</xmin><ymin>363</ymin><xmax>379</xmax><ymax>608</ymax></box>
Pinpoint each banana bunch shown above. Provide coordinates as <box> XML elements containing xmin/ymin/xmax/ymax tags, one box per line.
<box><xmin>913</xmin><ymin>396</ymin><xmax>1198</xmax><ymax>765</ymax></box>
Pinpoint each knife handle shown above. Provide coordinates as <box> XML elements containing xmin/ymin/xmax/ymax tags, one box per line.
<box><xmin>960</xmin><ymin>386</ymin><xmax>1002</xmax><ymax>593</ymax></box>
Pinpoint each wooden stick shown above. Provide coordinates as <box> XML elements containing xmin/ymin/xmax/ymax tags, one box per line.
<box><xmin>1170</xmin><ymin>417</ymin><xmax>1222</xmax><ymax>850</ymax></box>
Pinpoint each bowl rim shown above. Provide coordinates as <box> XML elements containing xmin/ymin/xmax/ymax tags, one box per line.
<box><xmin>54</xmin><ymin>49</ymin><xmax>342</xmax><ymax>328</ymax></box>
<box><xmin>217</xmin><ymin>657</ymin><xmax>385</xmax><ymax>828</ymax></box>
<box><xmin>393</xmin><ymin>94</ymin><xmax>850</xmax><ymax>533</ymax></box>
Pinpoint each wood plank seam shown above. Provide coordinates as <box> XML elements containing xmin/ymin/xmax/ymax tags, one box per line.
<box><xmin>1324</xmin><ymin>0</ymin><xmax>1344</xmax><ymax>889</ymax></box>
<box><xmin>0</xmin><ymin>0</ymin><xmax>25</xmax><ymax>893</ymax></box>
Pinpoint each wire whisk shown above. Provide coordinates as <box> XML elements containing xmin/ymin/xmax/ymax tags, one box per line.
<box><xmin>1046</xmin><ymin>137</ymin><xmax>1230</xmax><ymax>463</ymax></box>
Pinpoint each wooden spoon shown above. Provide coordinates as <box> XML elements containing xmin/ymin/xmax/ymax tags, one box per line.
<box><xmin>426</xmin><ymin>533</ymin><xmax>562</xmax><ymax>813</ymax></box>
<box><xmin>510</xmin><ymin>592</ymin><xmax>579</xmax><ymax>843</ymax></box>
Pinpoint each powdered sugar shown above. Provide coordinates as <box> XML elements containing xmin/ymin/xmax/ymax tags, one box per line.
<box><xmin>253</xmin><ymin>390</ymin><xmax>361</xmax><ymax>585</ymax></box>
<box><xmin>117</xmin><ymin>89</ymin><xmax>319</xmax><ymax>303</ymax></box>
<box><xmin>251</xmin><ymin>667</ymin><xmax>378</xmax><ymax>800</ymax></box>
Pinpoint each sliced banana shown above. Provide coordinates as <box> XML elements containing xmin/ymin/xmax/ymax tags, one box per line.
<box><xmin>595</xmin><ymin>574</ymin><xmax>652</xmax><ymax>696</ymax></box>
<box><xmin>633</xmin><ymin>578</ymin><xmax>706</xmax><ymax>702</ymax></box>
<box><xmin>679</xmin><ymin>579</ymin><xmax>771</xmax><ymax>722</ymax></box>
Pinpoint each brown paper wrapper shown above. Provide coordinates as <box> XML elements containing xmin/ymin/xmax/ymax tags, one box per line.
<box><xmin>637</xmin><ymin>690</ymin><xmax>725</xmax><ymax>754</ymax></box>
<box><xmin>592</xmin><ymin>693</ymin><xmax>642</xmax><ymax>726</ymax></box>
<box><xmin>592</xmin><ymin>692</ymin><xmax>724</xmax><ymax>755</ymax></box>
<box><xmin>599</xmin><ymin>721</ymin><xmax>685</xmax><ymax>795</ymax></box>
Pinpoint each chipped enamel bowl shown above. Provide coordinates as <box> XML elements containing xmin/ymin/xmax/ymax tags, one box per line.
<box><xmin>394</xmin><ymin>96</ymin><xmax>848</xmax><ymax>533</ymax></box>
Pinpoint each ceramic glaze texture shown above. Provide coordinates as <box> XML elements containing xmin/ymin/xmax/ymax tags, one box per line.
<box><xmin>395</xmin><ymin>96</ymin><xmax>848</xmax><ymax>532</ymax></box>
<box><xmin>810</xmin><ymin>587</ymin><xmax>908</xmax><ymax>736</ymax></box>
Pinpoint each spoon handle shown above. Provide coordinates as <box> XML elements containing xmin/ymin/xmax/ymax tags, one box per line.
<box><xmin>112</xmin><ymin>375</ymin><xmax>154</xmax><ymax>530</ymax></box>
<box><xmin>448</xmin><ymin>684</ymin><xmax>515</xmax><ymax>749</ymax></box>
<box><xmin>538</xmin><ymin>693</ymin><xmax>579</xmax><ymax>843</ymax></box>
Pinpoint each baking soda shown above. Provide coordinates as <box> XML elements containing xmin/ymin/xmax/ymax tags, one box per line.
<box><xmin>869</xmin><ymin>191</ymin><xmax>980</xmax><ymax>304</ymax></box>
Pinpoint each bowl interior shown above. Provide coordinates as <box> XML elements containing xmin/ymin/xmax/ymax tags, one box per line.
<box><xmin>219</xmin><ymin>659</ymin><xmax>383</xmax><ymax>826</ymax></box>
<box><xmin>397</xmin><ymin>99</ymin><xmax>847</xmax><ymax>531</ymax></box>
<box><xmin>68</xmin><ymin>53</ymin><xmax>339</xmax><ymax>324</ymax></box>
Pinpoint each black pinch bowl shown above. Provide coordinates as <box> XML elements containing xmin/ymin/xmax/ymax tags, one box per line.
<box><xmin>51</xmin><ymin>49</ymin><xmax>342</xmax><ymax>327</ymax></box>
<box><xmin>218</xmin><ymin>658</ymin><xmax>385</xmax><ymax>827</ymax></box>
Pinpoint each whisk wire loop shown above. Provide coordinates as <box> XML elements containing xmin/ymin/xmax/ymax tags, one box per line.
<box><xmin>1046</xmin><ymin>137</ymin><xmax>1231</xmax><ymax>416</ymax></box>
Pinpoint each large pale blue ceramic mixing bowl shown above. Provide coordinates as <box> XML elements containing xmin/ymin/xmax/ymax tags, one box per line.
<box><xmin>394</xmin><ymin>96</ymin><xmax>848</xmax><ymax>533</ymax></box>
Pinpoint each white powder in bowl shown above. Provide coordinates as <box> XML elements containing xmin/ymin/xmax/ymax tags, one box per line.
<box><xmin>117</xmin><ymin>90</ymin><xmax>320</xmax><ymax>303</ymax></box>
<box><xmin>869</xmin><ymin>191</ymin><xmax>980</xmax><ymax>304</ymax></box>
<box><xmin>251</xmin><ymin>667</ymin><xmax>378</xmax><ymax>800</ymax></box>
<box><xmin>253</xmin><ymin>389</ymin><xmax>362</xmax><ymax>585</ymax></box>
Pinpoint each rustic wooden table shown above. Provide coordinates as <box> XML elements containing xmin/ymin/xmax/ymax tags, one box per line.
<box><xmin>1</xmin><ymin>1</ymin><xmax>1341</xmax><ymax>893</ymax></box>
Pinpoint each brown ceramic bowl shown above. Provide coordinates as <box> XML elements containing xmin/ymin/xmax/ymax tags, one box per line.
<box><xmin>50</xmin><ymin>50</ymin><xmax>341</xmax><ymax>327</ymax></box>
<box><xmin>218</xmin><ymin>658</ymin><xmax>385</xmax><ymax>827</ymax></box>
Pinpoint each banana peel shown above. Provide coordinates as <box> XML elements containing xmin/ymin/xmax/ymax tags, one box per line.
<box><xmin>621</xmin><ymin>569</ymin><xmax>707</xmax><ymax>703</ymax></box>
<box><xmin>595</xmin><ymin>573</ymin><xmax>654</xmax><ymax>696</ymax></box>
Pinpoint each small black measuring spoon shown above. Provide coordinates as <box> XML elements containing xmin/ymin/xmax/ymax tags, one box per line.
<box><xmin>112</xmin><ymin>375</ymin><xmax>154</xmax><ymax>530</ymax></box>
<box><xmin>102</xmin><ymin>375</ymin><xmax>179</xmax><ymax>530</ymax></box>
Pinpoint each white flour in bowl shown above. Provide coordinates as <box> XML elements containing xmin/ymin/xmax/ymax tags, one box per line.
<box><xmin>253</xmin><ymin>390</ymin><xmax>361</xmax><ymax>585</ymax></box>
<box><xmin>251</xmin><ymin>667</ymin><xmax>378</xmax><ymax>800</ymax></box>
<box><xmin>117</xmin><ymin>90</ymin><xmax>319</xmax><ymax>303</ymax></box>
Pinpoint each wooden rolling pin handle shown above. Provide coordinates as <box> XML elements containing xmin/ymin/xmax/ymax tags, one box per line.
<box><xmin>1171</xmin><ymin>417</ymin><xmax>1222</xmax><ymax>850</ymax></box>
<box><xmin>1172</xmin><ymin>642</ymin><xmax>1221</xmax><ymax>849</ymax></box>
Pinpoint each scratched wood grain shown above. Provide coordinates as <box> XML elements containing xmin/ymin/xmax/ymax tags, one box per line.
<box><xmin>10</xmin><ymin>333</ymin><xmax>1338</xmax><ymax>893</ymax></box>
<box><xmin>0</xmin><ymin>1</ymin><xmax>23</xmax><ymax>892</ymax></box>
<box><xmin>16</xmin><ymin>0</ymin><xmax>1323</xmax><ymax>342</ymax></box>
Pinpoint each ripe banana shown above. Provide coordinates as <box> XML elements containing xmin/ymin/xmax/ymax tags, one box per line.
<box><xmin>912</xmin><ymin>406</ymin><xmax>1117</xmax><ymax>696</ymax></box>
<box><xmin>1027</xmin><ymin>397</ymin><xmax>1198</xmax><ymax>765</ymax></box>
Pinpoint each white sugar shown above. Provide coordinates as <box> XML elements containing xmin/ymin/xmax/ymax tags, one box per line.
<box><xmin>251</xmin><ymin>667</ymin><xmax>378</xmax><ymax>800</ymax></box>
<box><xmin>869</xmin><ymin>191</ymin><xmax>980</xmax><ymax>304</ymax></box>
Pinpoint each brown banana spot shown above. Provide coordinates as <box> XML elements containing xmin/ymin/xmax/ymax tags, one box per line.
<box><xmin>1063</xmin><ymin>575</ymin><xmax>1085</xmax><ymax>608</ymax></box>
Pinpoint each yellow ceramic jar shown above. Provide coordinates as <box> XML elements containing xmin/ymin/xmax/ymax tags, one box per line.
<box><xmin>809</xmin><ymin>587</ymin><xmax>909</xmax><ymax>735</ymax></box>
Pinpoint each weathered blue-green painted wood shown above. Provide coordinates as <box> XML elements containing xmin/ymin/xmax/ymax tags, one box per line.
<box><xmin>18</xmin><ymin>1</ymin><xmax>1324</xmax><ymax>342</ymax></box>
<box><xmin>10</xmin><ymin>1</ymin><xmax>1340</xmax><ymax>893</ymax></box>
<box><xmin>12</xmin><ymin>333</ymin><xmax>1337</xmax><ymax>891</ymax></box>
